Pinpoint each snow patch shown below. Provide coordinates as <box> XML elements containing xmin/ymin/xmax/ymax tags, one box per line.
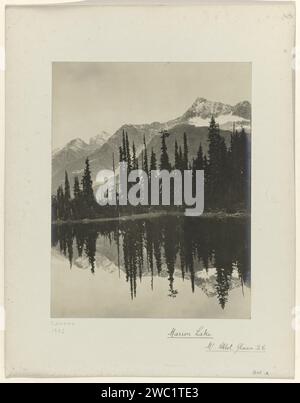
<box><xmin>189</xmin><ymin>113</ymin><xmax>250</xmax><ymax>130</ymax></box>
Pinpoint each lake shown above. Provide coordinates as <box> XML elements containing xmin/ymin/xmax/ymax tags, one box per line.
<box><xmin>51</xmin><ymin>215</ymin><xmax>251</xmax><ymax>318</ymax></box>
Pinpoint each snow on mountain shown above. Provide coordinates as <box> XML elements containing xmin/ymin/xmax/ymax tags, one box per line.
<box><xmin>182</xmin><ymin>97</ymin><xmax>233</xmax><ymax>120</ymax></box>
<box><xmin>180</xmin><ymin>98</ymin><xmax>251</xmax><ymax>131</ymax></box>
<box><xmin>194</xmin><ymin>267</ymin><xmax>243</xmax><ymax>298</ymax></box>
<box><xmin>189</xmin><ymin>113</ymin><xmax>250</xmax><ymax>130</ymax></box>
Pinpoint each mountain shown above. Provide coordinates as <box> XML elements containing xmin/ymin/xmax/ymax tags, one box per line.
<box><xmin>183</xmin><ymin>97</ymin><xmax>234</xmax><ymax>120</ymax></box>
<box><xmin>89</xmin><ymin>131</ymin><xmax>111</xmax><ymax>148</ymax></box>
<box><xmin>52</xmin><ymin>98</ymin><xmax>251</xmax><ymax>193</ymax></box>
<box><xmin>52</xmin><ymin>133</ymin><xmax>111</xmax><ymax>191</ymax></box>
<box><xmin>52</xmin><ymin>138</ymin><xmax>90</xmax><ymax>179</ymax></box>
<box><xmin>52</xmin><ymin>123</ymin><xmax>166</xmax><ymax>192</ymax></box>
<box><xmin>175</xmin><ymin>98</ymin><xmax>251</xmax><ymax>131</ymax></box>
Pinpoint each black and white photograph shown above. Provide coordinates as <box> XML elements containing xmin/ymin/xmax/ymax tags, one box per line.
<box><xmin>51</xmin><ymin>62</ymin><xmax>251</xmax><ymax>318</ymax></box>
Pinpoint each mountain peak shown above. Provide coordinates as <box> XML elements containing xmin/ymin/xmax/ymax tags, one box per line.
<box><xmin>233</xmin><ymin>101</ymin><xmax>251</xmax><ymax>119</ymax></box>
<box><xmin>192</xmin><ymin>97</ymin><xmax>208</xmax><ymax>104</ymax></box>
<box><xmin>63</xmin><ymin>138</ymin><xmax>90</xmax><ymax>155</ymax></box>
<box><xmin>183</xmin><ymin>98</ymin><xmax>232</xmax><ymax>120</ymax></box>
<box><xmin>177</xmin><ymin>97</ymin><xmax>251</xmax><ymax>131</ymax></box>
<box><xmin>67</xmin><ymin>138</ymin><xmax>87</xmax><ymax>147</ymax></box>
<box><xmin>89</xmin><ymin>131</ymin><xmax>111</xmax><ymax>147</ymax></box>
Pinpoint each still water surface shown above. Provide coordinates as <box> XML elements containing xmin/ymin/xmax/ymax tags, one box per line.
<box><xmin>51</xmin><ymin>215</ymin><xmax>251</xmax><ymax>318</ymax></box>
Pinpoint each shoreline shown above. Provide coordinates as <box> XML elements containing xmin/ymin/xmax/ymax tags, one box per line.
<box><xmin>52</xmin><ymin>210</ymin><xmax>250</xmax><ymax>225</ymax></box>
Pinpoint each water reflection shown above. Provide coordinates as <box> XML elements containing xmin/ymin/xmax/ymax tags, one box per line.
<box><xmin>52</xmin><ymin>216</ymin><xmax>250</xmax><ymax>311</ymax></box>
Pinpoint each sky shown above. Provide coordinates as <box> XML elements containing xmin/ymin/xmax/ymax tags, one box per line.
<box><xmin>52</xmin><ymin>62</ymin><xmax>251</xmax><ymax>150</ymax></box>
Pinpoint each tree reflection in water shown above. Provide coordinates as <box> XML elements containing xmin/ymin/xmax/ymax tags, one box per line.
<box><xmin>52</xmin><ymin>216</ymin><xmax>250</xmax><ymax>309</ymax></box>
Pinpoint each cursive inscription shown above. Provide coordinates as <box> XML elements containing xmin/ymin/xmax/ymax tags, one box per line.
<box><xmin>206</xmin><ymin>342</ymin><xmax>266</xmax><ymax>354</ymax></box>
<box><xmin>168</xmin><ymin>327</ymin><xmax>213</xmax><ymax>339</ymax></box>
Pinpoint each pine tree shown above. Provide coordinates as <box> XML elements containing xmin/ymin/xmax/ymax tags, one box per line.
<box><xmin>150</xmin><ymin>148</ymin><xmax>157</xmax><ymax>171</ymax></box>
<box><xmin>122</xmin><ymin>130</ymin><xmax>127</xmax><ymax>162</ymax></box>
<box><xmin>51</xmin><ymin>195</ymin><xmax>58</xmax><ymax>221</ymax></box>
<box><xmin>239</xmin><ymin>128</ymin><xmax>250</xmax><ymax>208</ymax></box>
<box><xmin>73</xmin><ymin>176</ymin><xmax>81</xmax><ymax>199</ymax></box>
<box><xmin>132</xmin><ymin>141</ymin><xmax>138</xmax><ymax>170</ymax></box>
<box><xmin>174</xmin><ymin>140</ymin><xmax>180</xmax><ymax>170</ymax></box>
<box><xmin>143</xmin><ymin>135</ymin><xmax>148</xmax><ymax>174</ymax></box>
<box><xmin>82</xmin><ymin>158</ymin><xmax>93</xmax><ymax>200</ymax></box>
<box><xmin>195</xmin><ymin>143</ymin><xmax>204</xmax><ymax>170</ymax></box>
<box><xmin>56</xmin><ymin>185</ymin><xmax>65</xmax><ymax>220</ymax></box>
<box><xmin>178</xmin><ymin>146</ymin><xmax>183</xmax><ymax>172</ymax></box>
<box><xmin>72</xmin><ymin>176</ymin><xmax>82</xmax><ymax>218</ymax></box>
<box><xmin>219</xmin><ymin>136</ymin><xmax>228</xmax><ymax>180</ymax></box>
<box><xmin>215</xmin><ymin>267</ymin><xmax>230</xmax><ymax>310</ymax></box>
<box><xmin>119</xmin><ymin>146</ymin><xmax>124</xmax><ymax>162</ymax></box>
<box><xmin>227</xmin><ymin>125</ymin><xmax>250</xmax><ymax>210</ymax></box>
<box><xmin>64</xmin><ymin>171</ymin><xmax>71</xmax><ymax>200</ymax></box>
<box><xmin>149</xmin><ymin>148</ymin><xmax>157</xmax><ymax>204</ymax></box>
<box><xmin>81</xmin><ymin>158</ymin><xmax>95</xmax><ymax>217</ymax></box>
<box><xmin>208</xmin><ymin>116</ymin><xmax>219</xmax><ymax>164</ymax></box>
<box><xmin>203</xmin><ymin>155</ymin><xmax>208</xmax><ymax>170</ymax></box>
<box><xmin>64</xmin><ymin>171</ymin><xmax>71</xmax><ymax>220</ymax></box>
<box><xmin>183</xmin><ymin>132</ymin><xmax>189</xmax><ymax>170</ymax></box>
<box><xmin>159</xmin><ymin>131</ymin><xmax>171</xmax><ymax>171</ymax></box>
<box><xmin>84</xmin><ymin>230</ymin><xmax>97</xmax><ymax>274</ymax></box>
<box><xmin>207</xmin><ymin>116</ymin><xmax>224</xmax><ymax>207</ymax></box>
<box><xmin>125</xmin><ymin>132</ymin><xmax>131</xmax><ymax>170</ymax></box>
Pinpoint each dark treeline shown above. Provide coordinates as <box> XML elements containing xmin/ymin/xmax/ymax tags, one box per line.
<box><xmin>52</xmin><ymin>216</ymin><xmax>250</xmax><ymax>308</ymax></box>
<box><xmin>52</xmin><ymin>117</ymin><xmax>250</xmax><ymax>221</ymax></box>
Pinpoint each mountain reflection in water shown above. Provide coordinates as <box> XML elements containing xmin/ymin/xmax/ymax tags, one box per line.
<box><xmin>51</xmin><ymin>216</ymin><xmax>251</xmax><ymax>318</ymax></box>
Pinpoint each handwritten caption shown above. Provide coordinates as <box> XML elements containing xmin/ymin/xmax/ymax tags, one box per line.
<box><xmin>168</xmin><ymin>327</ymin><xmax>267</xmax><ymax>356</ymax></box>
